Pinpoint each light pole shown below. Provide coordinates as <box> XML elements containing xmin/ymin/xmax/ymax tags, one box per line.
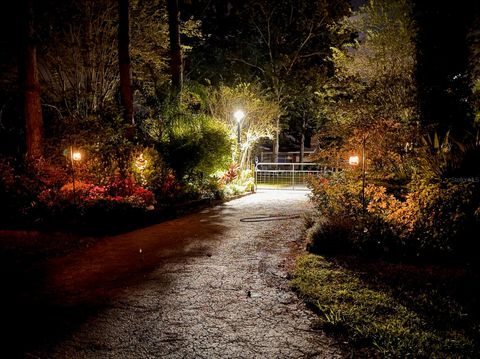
<box><xmin>348</xmin><ymin>135</ymin><xmax>366</xmax><ymax>216</ymax></box>
<box><xmin>70</xmin><ymin>146</ymin><xmax>82</xmax><ymax>205</ymax></box>
<box><xmin>234</xmin><ymin>109</ymin><xmax>245</xmax><ymax>144</ymax></box>
<box><xmin>234</xmin><ymin>109</ymin><xmax>245</xmax><ymax>163</ymax></box>
<box><xmin>361</xmin><ymin>135</ymin><xmax>366</xmax><ymax>215</ymax></box>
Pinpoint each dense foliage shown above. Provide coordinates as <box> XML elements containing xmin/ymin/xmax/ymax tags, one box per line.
<box><xmin>0</xmin><ymin>1</ymin><xmax>266</xmax><ymax>229</ymax></box>
<box><xmin>306</xmin><ymin>0</ymin><xmax>480</xmax><ymax>264</ymax></box>
<box><xmin>307</xmin><ymin>172</ymin><xmax>480</xmax><ymax>262</ymax></box>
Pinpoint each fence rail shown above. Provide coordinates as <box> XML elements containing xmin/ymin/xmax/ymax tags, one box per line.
<box><xmin>254</xmin><ymin>162</ymin><xmax>336</xmax><ymax>190</ymax></box>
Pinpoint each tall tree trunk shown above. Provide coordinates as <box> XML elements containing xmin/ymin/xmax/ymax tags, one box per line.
<box><xmin>273</xmin><ymin>117</ymin><xmax>280</xmax><ymax>163</ymax></box>
<box><xmin>167</xmin><ymin>0</ymin><xmax>183</xmax><ymax>92</ymax></box>
<box><xmin>22</xmin><ymin>0</ymin><xmax>43</xmax><ymax>160</ymax></box>
<box><xmin>118</xmin><ymin>0</ymin><xmax>134</xmax><ymax>125</ymax></box>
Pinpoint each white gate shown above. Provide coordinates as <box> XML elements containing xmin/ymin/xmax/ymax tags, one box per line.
<box><xmin>254</xmin><ymin>162</ymin><xmax>335</xmax><ymax>190</ymax></box>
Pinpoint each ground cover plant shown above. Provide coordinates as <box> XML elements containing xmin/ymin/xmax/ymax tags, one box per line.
<box><xmin>291</xmin><ymin>254</ymin><xmax>480</xmax><ymax>358</ymax></box>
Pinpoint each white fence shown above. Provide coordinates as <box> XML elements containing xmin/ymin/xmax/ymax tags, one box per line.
<box><xmin>254</xmin><ymin>162</ymin><xmax>336</xmax><ymax>190</ymax></box>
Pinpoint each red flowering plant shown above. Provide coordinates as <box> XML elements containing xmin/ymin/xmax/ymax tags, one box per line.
<box><xmin>37</xmin><ymin>175</ymin><xmax>156</xmax><ymax>214</ymax></box>
<box><xmin>59</xmin><ymin>181</ymin><xmax>93</xmax><ymax>199</ymax></box>
<box><xmin>214</xmin><ymin>163</ymin><xmax>254</xmax><ymax>197</ymax></box>
<box><xmin>125</xmin><ymin>186</ymin><xmax>156</xmax><ymax>208</ymax></box>
<box><xmin>220</xmin><ymin>163</ymin><xmax>240</xmax><ymax>184</ymax></box>
<box><xmin>86</xmin><ymin>185</ymin><xmax>108</xmax><ymax>201</ymax></box>
<box><xmin>155</xmin><ymin>170</ymin><xmax>183</xmax><ymax>202</ymax></box>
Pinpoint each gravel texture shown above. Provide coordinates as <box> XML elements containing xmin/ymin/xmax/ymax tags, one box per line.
<box><xmin>23</xmin><ymin>190</ymin><xmax>346</xmax><ymax>358</ymax></box>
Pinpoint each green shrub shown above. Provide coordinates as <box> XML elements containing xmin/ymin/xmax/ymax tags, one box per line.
<box><xmin>130</xmin><ymin>146</ymin><xmax>166</xmax><ymax>190</ymax></box>
<box><xmin>308</xmin><ymin>172</ymin><xmax>480</xmax><ymax>262</ymax></box>
<box><xmin>366</xmin><ymin>178</ymin><xmax>480</xmax><ymax>261</ymax></box>
<box><xmin>160</xmin><ymin>115</ymin><xmax>231</xmax><ymax>180</ymax></box>
<box><xmin>308</xmin><ymin>171</ymin><xmax>363</xmax><ymax>219</ymax></box>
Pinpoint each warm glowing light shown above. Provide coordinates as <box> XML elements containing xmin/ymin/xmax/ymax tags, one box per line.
<box><xmin>135</xmin><ymin>154</ymin><xmax>148</xmax><ymax>170</ymax></box>
<box><xmin>349</xmin><ymin>155</ymin><xmax>359</xmax><ymax>166</ymax></box>
<box><xmin>72</xmin><ymin>152</ymin><xmax>82</xmax><ymax>161</ymax></box>
<box><xmin>234</xmin><ymin>110</ymin><xmax>245</xmax><ymax>122</ymax></box>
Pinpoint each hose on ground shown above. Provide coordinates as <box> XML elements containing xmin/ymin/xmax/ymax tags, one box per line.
<box><xmin>240</xmin><ymin>214</ymin><xmax>301</xmax><ymax>222</ymax></box>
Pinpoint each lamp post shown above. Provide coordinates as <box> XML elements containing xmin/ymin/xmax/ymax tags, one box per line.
<box><xmin>233</xmin><ymin>109</ymin><xmax>245</xmax><ymax>163</ymax></box>
<box><xmin>361</xmin><ymin>135</ymin><xmax>366</xmax><ymax>215</ymax></box>
<box><xmin>234</xmin><ymin>110</ymin><xmax>245</xmax><ymax>144</ymax></box>
<box><xmin>349</xmin><ymin>135</ymin><xmax>366</xmax><ymax>216</ymax></box>
<box><xmin>70</xmin><ymin>146</ymin><xmax>82</xmax><ymax>205</ymax></box>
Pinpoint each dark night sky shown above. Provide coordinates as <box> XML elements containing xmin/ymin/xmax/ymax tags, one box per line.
<box><xmin>350</xmin><ymin>0</ymin><xmax>366</xmax><ymax>10</ymax></box>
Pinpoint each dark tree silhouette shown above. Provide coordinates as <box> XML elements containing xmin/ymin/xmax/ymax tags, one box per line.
<box><xmin>21</xmin><ymin>0</ymin><xmax>43</xmax><ymax>160</ymax></box>
<box><xmin>118</xmin><ymin>0</ymin><xmax>134</xmax><ymax>125</ymax></box>
<box><xmin>167</xmin><ymin>0</ymin><xmax>183</xmax><ymax>92</ymax></box>
<box><xmin>414</xmin><ymin>1</ymin><xmax>478</xmax><ymax>132</ymax></box>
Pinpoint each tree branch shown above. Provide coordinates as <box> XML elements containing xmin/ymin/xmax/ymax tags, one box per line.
<box><xmin>286</xmin><ymin>15</ymin><xmax>326</xmax><ymax>74</ymax></box>
<box><xmin>227</xmin><ymin>57</ymin><xmax>266</xmax><ymax>73</ymax></box>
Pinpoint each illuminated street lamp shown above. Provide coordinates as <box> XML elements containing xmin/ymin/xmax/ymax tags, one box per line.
<box><xmin>348</xmin><ymin>155</ymin><xmax>359</xmax><ymax>166</ymax></box>
<box><xmin>72</xmin><ymin>151</ymin><xmax>82</xmax><ymax>161</ymax></box>
<box><xmin>349</xmin><ymin>136</ymin><xmax>366</xmax><ymax>216</ymax></box>
<box><xmin>234</xmin><ymin>109</ymin><xmax>245</xmax><ymax>145</ymax></box>
<box><xmin>70</xmin><ymin>146</ymin><xmax>82</xmax><ymax>205</ymax></box>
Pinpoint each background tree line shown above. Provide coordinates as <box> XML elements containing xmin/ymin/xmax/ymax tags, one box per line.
<box><xmin>0</xmin><ymin>0</ymin><xmax>479</xmax><ymax>233</ymax></box>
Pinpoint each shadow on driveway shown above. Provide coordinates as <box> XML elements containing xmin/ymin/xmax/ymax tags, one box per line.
<box><xmin>0</xmin><ymin>208</ymin><xmax>228</xmax><ymax>357</ymax></box>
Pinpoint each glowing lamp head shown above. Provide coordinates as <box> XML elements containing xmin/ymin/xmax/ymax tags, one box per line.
<box><xmin>349</xmin><ymin>155</ymin><xmax>359</xmax><ymax>166</ymax></box>
<box><xmin>135</xmin><ymin>154</ymin><xmax>148</xmax><ymax>170</ymax></box>
<box><xmin>72</xmin><ymin>152</ymin><xmax>82</xmax><ymax>161</ymax></box>
<box><xmin>233</xmin><ymin>110</ymin><xmax>245</xmax><ymax>122</ymax></box>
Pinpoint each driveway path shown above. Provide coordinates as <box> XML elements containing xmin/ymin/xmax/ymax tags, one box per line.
<box><xmin>13</xmin><ymin>191</ymin><xmax>345</xmax><ymax>358</ymax></box>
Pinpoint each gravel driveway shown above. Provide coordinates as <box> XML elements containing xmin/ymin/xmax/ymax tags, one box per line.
<box><xmin>23</xmin><ymin>190</ymin><xmax>345</xmax><ymax>358</ymax></box>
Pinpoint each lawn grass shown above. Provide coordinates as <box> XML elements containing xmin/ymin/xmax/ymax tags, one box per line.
<box><xmin>291</xmin><ymin>254</ymin><xmax>480</xmax><ymax>358</ymax></box>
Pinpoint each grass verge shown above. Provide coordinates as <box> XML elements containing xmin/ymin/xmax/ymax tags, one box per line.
<box><xmin>291</xmin><ymin>254</ymin><xmax>479</xmax><ymax>358</ymax></box>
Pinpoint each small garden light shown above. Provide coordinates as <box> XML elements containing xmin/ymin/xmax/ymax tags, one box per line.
<box><xmin>349</xmin><ymin>136</ymin><xmax>367</xmax><ymax>217</ymax></box>
<box><xmin>135</xmin><ymin>153</ymin><xmax>148</xmax><ymax>171</ymax></box>
<box><xmin>72</xmin><ymin>151</ymin><xmax>82</xmax><ymax>161</ymax></box>
<box><xmin>349</xmin><ymin>155</ymin><xmax>360</xmax><ymax>166</ymax></box>
<box><xmin>234</xmin><ymin>109</ymin><xmax>245</xmax><ymax>122</ymax></box>
<box><xmin>69</xmin><ymin>146</ymin><xmax>82</xmax><ymax>206</ymax></box>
